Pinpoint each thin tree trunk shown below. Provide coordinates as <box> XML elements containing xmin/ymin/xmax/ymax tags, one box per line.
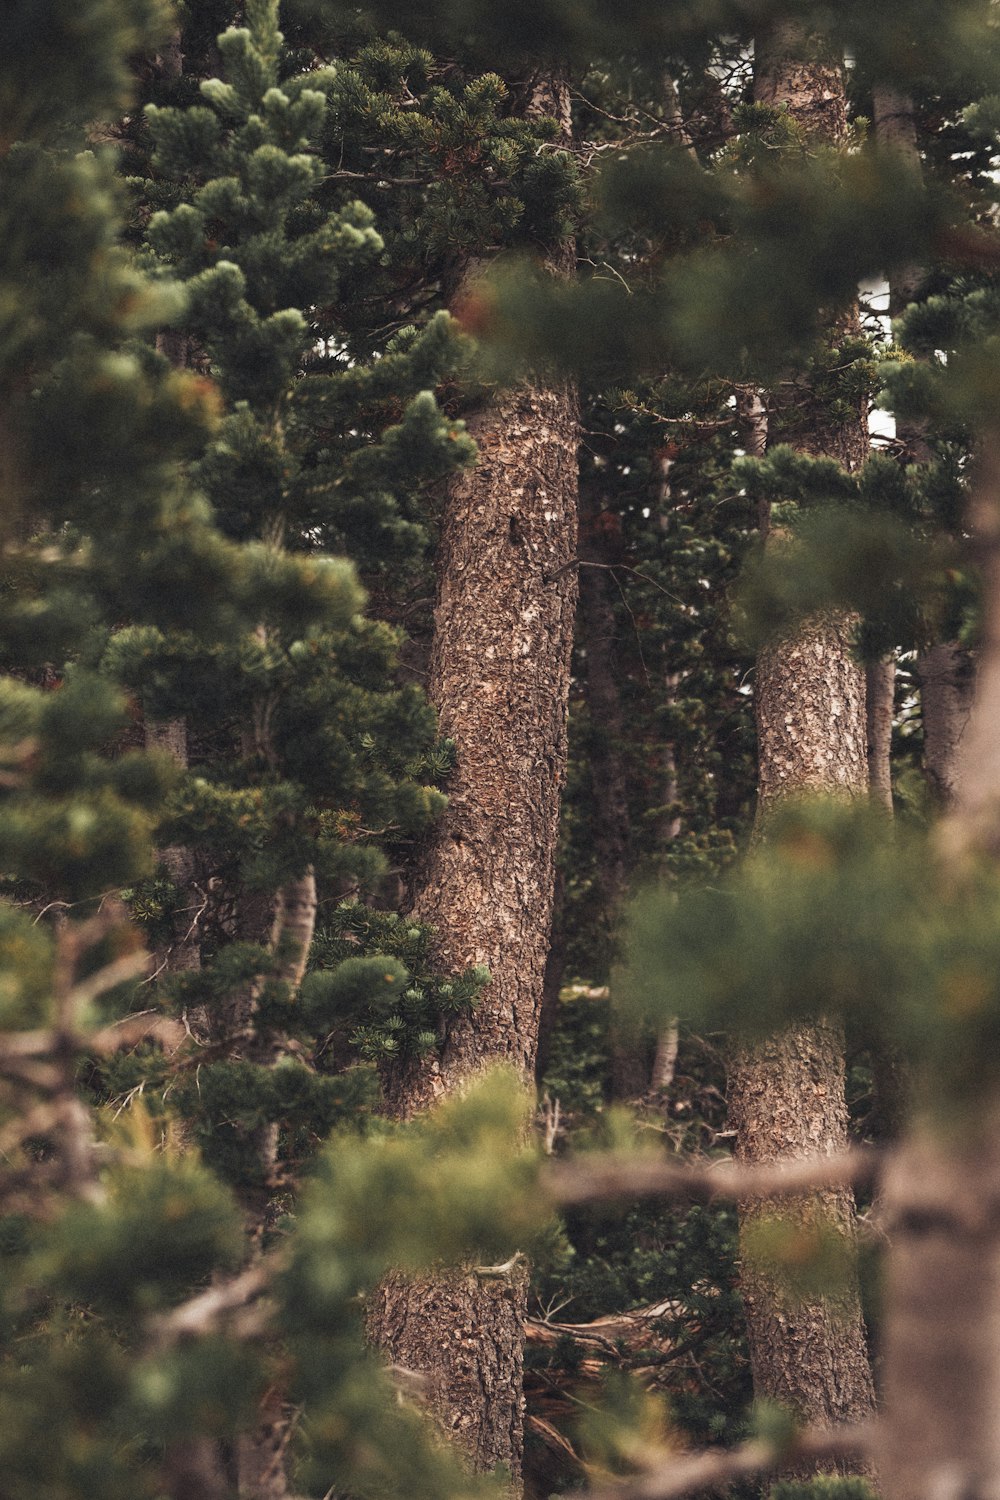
<box><xmin>575</xmin><ymin>491</ymin><xmax>645</xmax><ymax>1098</ymax></box>
<box><xmin>872</xmin><ymin>85</ymin><xmax>978</xmax><ymax>813</ymax></box>
<box><xmin>866</xmin><ymin>657</ymin><xmax>895</xmax><ymax>813</ymax></box>
<box><xmin>727</xmin><ymin>20</ymin><xmax>877</xmax><ymax>1448</ymax></box>
<box><xmin>145</xmin><ymin>716</ymin><xmax>203</xmax><ymax>977</ymax></box>
<box><xmin>367</xmin><ymin>76</ymin><xmax>579</xmax><ymax>1490</ymax></box>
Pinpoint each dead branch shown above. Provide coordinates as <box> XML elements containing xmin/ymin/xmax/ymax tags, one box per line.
<box><xmin>89</xmin><ymin>1010</ymin><xmax>187</xmax><ymax>1056</ymax></box>
<box><xmin>584</xmin><ymin>1422</ymin><xmax>876</xmax><ymax>1500</ymax></box>
<box><xmin>546</xmin><ymin>1147</ymin><xmax>879</xmax><ymax>1207</ymax></box>
<box><xmin>147</xmin><ymin>1257</ymin><xmax>278</xmax><ymax>1346</ymax></box>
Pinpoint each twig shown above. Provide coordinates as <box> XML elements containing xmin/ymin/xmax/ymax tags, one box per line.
<box><xmin>547</xmin><ymin>1146</ymin><xmax>879</xmax><ymax>1208</ymax></box>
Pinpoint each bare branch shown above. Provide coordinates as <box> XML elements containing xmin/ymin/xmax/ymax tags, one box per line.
<box><xmin>547</xmin><ymin>1147</ymin><xmax>879</xmax><ymax>1208</ymax></box>
<box><xmin>585</xmin><ymin>1422</ymin><xmax>876</xmax><ymax>1500</ymax></box>
<box><xmin>89</xmin><ymin>1010</ymin><xmax>187</xmax><ymax>1057</ymax></box>
<box><xmin>67</xmin><ymin>948</ymin><xmax>152</xmax><ymax>1012</ymax></box>
<box><xmin>147</xmin><ymin>1258</ymin><xmax>278</xmax><ymax>1346</ymax></box>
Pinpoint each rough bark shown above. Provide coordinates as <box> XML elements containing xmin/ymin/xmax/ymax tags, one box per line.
<box><xmin>367</xmin><ymin>76</ymin><xmax>579</xmax><ymax>1491</ymax></box>
<box><xmin>367</xmin><ymin>374</ymin><xmax>578</xmax><ymax>1485</ymax></box>
<box><xmin>727</xmin><ymin>23</ymin><xmax>877</xmax><ymax>1449</ymax></box>
<box><xmin>368</xmin><ymin>1266</ymin><xmax>531</xmax><ymax>1476</ymax></box>
<box><xmin>729</xmin><ymin>1022</ymin><xmax>877</xmax><ymax>1430</ymax></box>
<box><xmin>918</xmin><ymin>642</ymin><xmax>975</xmax><ymax>809</ymax></box>
<box><xmin>382</xmin><ymin>378</ymin><xmax>579</xmax><ymax>1118</ymax></box>
<box><xmin>866</xmin><ymin>657</ymin><xmax>895</xmax><ymax>812</ymax></box>
<box><xmin>753</xmin><ymin>615</ymin><xmax>869</xmax><ymax>806</ymax></box>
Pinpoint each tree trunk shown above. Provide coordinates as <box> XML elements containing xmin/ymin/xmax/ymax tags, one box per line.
<box><xmin>368</xmin><ymin>372</ymin><xmax>578</xmax><ymax>1481</ymax></box>
<box><xmin>879</xmin><ymin>440</ymin><xmax>1000</xmax><ymax>1497</ymax></box>
<box><xmin>730</xmin><ymin>1020</ymin><xmax>878</xmax><ymax>1427</ymax></box>
<box><xmin>382</xmin><ymin>378</ymin><xmax>579</xmax><ymax>1118</ymax></box>
<box><xmin>145</xmin><ymin>715</ymin><xmax>202</xmax><ymax>977</ymax></box>
<box><xmin>727</xmin><ymin>21</ymin><xmax>877</xmax><ymax>1446</ymax></box>
<box><xmin>367</xmin><ymin>77</ymin><xmax>579</xmax><ymax>1492</ymax></box>
<box><xmin>878</xmin><ymin>1107</ymin><xmax>1000</xmax><ymax>1500</ymax></box>
<box><xmin>731</xmin><ymin>615</ymin><xmax>877</xmax><ymax>1436</ymax></box>
<box><xmin>866</xmin><ymin>657</ymin><xmax>895</xmax><ymax>813</ymax></box>
<box><xmin>918</xmin><ymin>643</ymin><xmax>976</xmax><ymax>808</ymax></box>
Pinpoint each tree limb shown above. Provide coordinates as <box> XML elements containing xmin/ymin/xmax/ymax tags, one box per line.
<box><xmin>585</xmin><ymin>1422</ymin><xmax>876</xmax><ymax>1500</ymax></box>
<box><xmin>546</xmin><ymin>1147</ymin><xmax>879</xmax><ymax>1207</ymax></box>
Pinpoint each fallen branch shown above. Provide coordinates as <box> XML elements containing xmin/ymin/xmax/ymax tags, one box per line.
<box><xmin>547</xmin><ymin>1147</ymin><xmax>878</xmax><ymax>1208</ymax></box>
<box><xmin>585</xmin><ymin>1421</ymin><xmax>876</xmax><ymax>1500</ymax></box>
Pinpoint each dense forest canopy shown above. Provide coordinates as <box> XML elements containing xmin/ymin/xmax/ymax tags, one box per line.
<box><xmin>4</xmin><ymin>1</ymin><xmax>1000</xmax><ymax>1498</ymax></box>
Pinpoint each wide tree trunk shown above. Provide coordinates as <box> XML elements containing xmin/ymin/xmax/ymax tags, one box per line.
<box><xmin>367</xmin><ymin>75</ymin><xmax>579</xmax><ymax>1491</ymax></box>
<box><xmin>368</xmin><ymin>376</ymin><xmax>578</xmax><ymax>1488</ymax></box>
<box><xmin>727</xmin><ymin>21</ymin><xmax>877</xmax><ymax>1444</ymax></box>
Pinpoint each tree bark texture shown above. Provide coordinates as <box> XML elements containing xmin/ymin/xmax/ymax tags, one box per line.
<box><xmin>918</xmin><ymin>642</ymin><xmax>975</xmax><ymax>809</ymax></box>
<box><xmin>729</xmin><ymin>1022</ymin><xmax>877</xmax><ymax>1430</ymax></box>
<box><xmin>381</xmin><ymin>379</ymin><xmax>579</xmax><ymax>1117</ymax></box>
<box><xmin>753</xmin><ymin>615</ymin><xmax>869</xmax><ymax>806</ymax></box>
<box><xmin>145</xmin><ymin>715</ymin><xmax>203</xmax><ymax>977</ymax></box>
<box><xmin>727</xmin><ymin>24</ymin><xmax>877</xmax><ymax>1446</ymax></box>
<box><xmin>367</xmin><ymin>376</ymin><xmax>578</xmax><ymax>1486</ymax></box>
<box><xmin>367</xmin><ymin>78</ymin><xmax>579</xmax><ymax>1492</ymax></box>
<box><xmin>866</xmin><ymin>657</ymin><xmax>895</xmax><ymax>812</ymax></box>
<box><xmin>367</xmin><ymin>1266</ymin><xmax>531</xmax><ymax>1478</ymax></box>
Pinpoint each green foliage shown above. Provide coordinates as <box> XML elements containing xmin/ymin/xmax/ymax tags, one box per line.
<box><xmin>625</xmin><ymin>799</ymin><xmax>1000</xmax><ymax>1111</ymax></box>
<box><xmin>33</xmin><ymin>1161</ymin><xmax>243</xmax><ymax>1317</ymax></box>
<box><xmin>310</xmin><ymin>904</ymin><xmax>491</xmax><ymax>1061</ymax></box>
<box><xmin>770</xmin><ymin>1478</ymin><xmax>878</xmax><ymax>1500</ymax></box>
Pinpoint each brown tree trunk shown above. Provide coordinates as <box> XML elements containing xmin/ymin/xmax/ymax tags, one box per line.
<box><xmin>866</xmin><ymin>657</ymin><xmax>895</xmax><ymax>813</ymax></box>
<box><xmin>368</xmin><ymin>373</ymin><xmax>578</xmax><ymax>1485</ymax></box>
<box><xmin>878</xmin><ymin>437</ymin><xmax>1000</xmax><ymax>1496</ymax></box>
<box><xmin>731</xmin><ymin>615</ymin><xmax>877</xmax><ymax>1436</ymax></box>
<box><xmin>917</xmin><ymin>643</ymin><xmax>976</xmax><ymax>808</ymax></box>
<box><xmin>727</xmin><ymin>21</ymin><xmax>877</xmax><ymax>1447</ymax></box>
<box><xmin>366</xmin><ymin>77</ymin><xmax>579</xmax><ymax>1492</ymax></box>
